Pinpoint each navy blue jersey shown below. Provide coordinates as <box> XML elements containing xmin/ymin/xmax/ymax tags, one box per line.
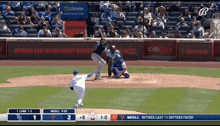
<box><xmin>93</xmin><ymin>43</ymin><xmax>108</xmax><ymax>55</ymax></box>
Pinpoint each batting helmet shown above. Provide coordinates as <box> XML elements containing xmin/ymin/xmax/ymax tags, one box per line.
<box><xmin>73</xmin><ymin>70</ymin><xmax>79</xmax><ymax>76</ymax></box>
<box><xmin>110</xmin><ymin>45</ymin><xmax>116</xmax><ymax>50</ymax></box>
<box><xmin>115</xmin><ymin>54</ymin><xmax>121</xmax><ymax>60</ymax></box>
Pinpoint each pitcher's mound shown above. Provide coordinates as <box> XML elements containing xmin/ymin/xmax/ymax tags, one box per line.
<box><xmin>76</xmin><ymin>108</ymin><xmax>145</xmax><ymax>114</ymax></box>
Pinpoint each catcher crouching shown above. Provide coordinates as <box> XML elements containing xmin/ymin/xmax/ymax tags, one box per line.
<box><xmin>112</xmin><ymin>54</ymin><xmax>130</xmax><ymax>78</ymax></box>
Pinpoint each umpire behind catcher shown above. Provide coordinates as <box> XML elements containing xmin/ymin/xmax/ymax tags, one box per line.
<box><xmin>106</xmin><ymin>45</ymin><xmax>121</xmax><ymax>77</ymax></box>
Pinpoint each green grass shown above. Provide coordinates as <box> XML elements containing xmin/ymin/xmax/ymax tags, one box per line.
<box><xmin>0</xmin><ymin>87</ymin><xmax>220</xmax><ymax>114</ymax></box>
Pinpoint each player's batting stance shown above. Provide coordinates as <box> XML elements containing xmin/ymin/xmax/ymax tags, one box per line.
<box><xmin>112</xmin><ymin>54</ymin><xmax>130</xmax><ymax>78</ymax></box>
<box><xmin>106</xmin><ymin>45</ymin><xmax>120</xmax><ymax>77</ymax></box>
<box><xmin>91</xmin><ymin>37</ymin><xmax>108</xmax><ymax>80</ymax></box>
<box><xmin>69</xmin><ymin>70</ymin><xmax>94</xmax><ymax>108</ymax></box>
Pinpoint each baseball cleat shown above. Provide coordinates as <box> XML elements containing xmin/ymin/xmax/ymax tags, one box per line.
<box><xmin>80</xmin><ymin>103</ymin><xmax>83</xmax><ymax>108</ymax></box>
<box><xmin>94</xmin><ymin>76</ymin><xmax>102</xmax><ymax>80</ymax></box>
<box><xmin>73</xmin><ymin>104</ymin><xmax>78</xmax><ymax>109</ymax></box>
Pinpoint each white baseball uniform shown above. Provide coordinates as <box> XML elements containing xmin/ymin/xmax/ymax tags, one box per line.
<box><xmin>106</xmin><ymin>49</ymin><xmax>120</xmax><ymax>60</ymax></box>
<box><xmin>69</xmin><ymin>74</ymin><xmax>92</xmax><ymax>107</ymax></box>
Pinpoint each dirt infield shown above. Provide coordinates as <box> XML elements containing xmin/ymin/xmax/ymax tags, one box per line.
<box><xmin>1</xmin><ymin>60</ymin><xmax>220</xmax><ymax>114</ymax></box>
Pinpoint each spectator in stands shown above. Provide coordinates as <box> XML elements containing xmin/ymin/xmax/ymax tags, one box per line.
<box><xmin>190</xmin><ymin>16</ymin><xmax>198</xmax><ymax>28</ymax></box>
<box><xmin>137</xmin><ymin>15</ymin><xmax>144</xmax><ymax>23</ymax></box>
<box><xmin>35</xmin><ymin>1</ymin><xmax>47</xmax><ymax>11</ymax></box>
<box><xmin>191</xmin><ymin>7</ymin><xmax>203</xmax><ymax>21</ymax></box>
<box><xmin>18</xmin><ymin>12</ymin><xmax>27</xmax><ymax>25</ymax></box>
<box><xmin>124</xmin><ymin>26</ymin><xmax>131</xmax><ymax>37</ymax></box>
<box><xmin>31</xmin><ymin>12</ymin><xmax>40</xmax><ymax>25</ymax></box>
<box><xmin>86</xmin><ymin>13</ymin><xmax>96</xmax><ymax>37</ymax></box>
<box><xmin>174</xmin><ymin>30</ymin><xmax>183</xmax><ymax>38</ymax></box>
<box><xmin>158</xmin><ymin>12</ymin><xmax>167</xmax><ymax>24</ymax></box>
<box><xmin>0</xmin><ymin>21</ymin><xmax>11</xmax><ymax>32</ymax></box>
<box><xmin>21</xmin><ymin>1</ymin><xmax>35</xmax><ymax>11</ymax></box>
<box><xmin>39</xmin><ymin>29</ymin><xmax>52</xmax><ymax>37</ymax></box>
<box><xmin>107</xmin><ymin>26</ymin><xmax>119</xmax><ymax>38</ymax></box>
<box><xmin>111</xmin><ymin>21</ymin><xmax>120</xmax><ymax>32</ymax></box>
<box><xmin>100</xmin><ymin>7</ymin><xmax>115</xmax><ymax>30</ymax></box>
<box><xmin>121</xmin><ymin>30</ymin><xmax>131</xmax><ymax>38</ymax></box>
<box><xmin>122</xmin><ymin>1</ymin><xmax>131</xmax><ymax>12</ymax></box>
<box><xmin>192</xmin><ymin>21</ymin><xmax>204</xmax><ymax>38</ymax></box>
<box><xmin>144</xmin><ymin>7</ymin><xmax>152</xmax><ymax>22</ymax></box>
<box><xmin>12</xmin><ymin>25</ymin><xmax>27</xmax><ymax>36</ymax></box>
<box><xmin>95</xmin><ymin>27</ymin><xmax>107</xmax><ymax>37</ymax></box>
<box><xmin>24</xmin><ymin>17</ymin><xmax>34</xmax><ymax>25</ymax></box>
<box><xmin>160</xmin><ymin>32</ymin><xmax>168</xmax><ymax>38</ymax></box>
<box><xmin>131</xmin><ymin>29</ymin><xmax>144</xmax><ymax>38</ymax></box>
<box><xmin>134</xmin><ymin>22</ymin><xmax>148</xmax><ymax>33</ymax></box>
<box><xmin>100</xmin><ymin>1</ymin><xmax>110</xmax><ymax>12</ymax></box>
<box><xmin>47</xmin><ymin>1</ymin><xmax>60</xmax><ymax>12</ymax></box>
<box><xmin>153</xmin><ymin>17</ymin><xmax>165</xmax><ymax>30</ymax></box>
<box><xmin>157</xmin><ymin>6</ymin><xmax>168</xmax><ymax>18</ymax></box>
<box><xmin>131</xmin><ymin>1</ymin><xmax>142</xmax><ymax>12</ymax></box>
<box><xmin>3</xmin><ymin>5</ymin><xmax>15</xmax><ymax>19</ymax></box>
<box><xmin>38</xmin><ymin>23</ymin><xmax>52</xmax><ymax>37</ymax></box>
<box><xmin>10</xmin><ymin>17</ymin><xmax>21</xmax><ymax>25</ymax></box>
<box><xmin>166</xmin><ymin>28</ymin><xmax>175</xmax><ymax>38</ymax></box>
<box><xmin>25</xmin><ymin>6</ymin><xmax>36</xmax><ymax>17</ymax></box>
<box><xmin>113</xmin><ymin>8</ymin><xmax>126</xmax><ymax>21</ymax></box>
<box><xmin>179</xmin><ymin>8</ymin><xmax>191</xmax><ymax>19</ymax></box>
<box><xmin>175</xmin><ymin>17</ymin><xmax>188</xmax><ymax>30</ymax></box>
<box><xmin>38</xmin><ymin>17</ymin><xmax>48</xmax><ymax>31</ymax></box>
<box><xmin>0</xmin><ymin>4</ymin><xmax>6</xmax><ymax>12</ymax></box>
<box><xmin>50</xmin><ymin>16</ymin><xmax>62</xmax><ymax>29</ymax></box>
<box><xmin>154</xmin><ymin>7</ymin><xmax>159</xmax><ymax>17</ymax></box>
<box><xmin>8</xmin><ymin>2</ymin><xmax>21</xmax><ymax>11</ymax></box>
<box><xmin>186</xmin><ymin>31</ymin><xmax>196</xmax><ymax>38</ymax></box>
<box><xmin>52</xmin><ymin>28</ymin><xmax>67</xmax><ymax>38</ymax></box>
<box><xmin>168</xmin><ymin>1</ymin><xmax>181</xmax><ymax>12</ymax></box>
<box><xmin>149</xmin><ymin>31</ymin><xmax>157</xmax><ymax>38</ymax></box>
<box><xmin>39</xmin><ymin>7</ymin><xmax>60</xmax><ymax>22</ymax></box>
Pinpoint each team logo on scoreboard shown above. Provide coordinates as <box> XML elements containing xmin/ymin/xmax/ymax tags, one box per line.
<box><xmin>51</xmin><ymin>115</ymin><xmax>56</xmax><ymax>120</ymax></box>
<box><xmin>110</xmin><ymin>114</ymin><xmax>118</xmax><ymax>121</ymax></box>
<box><xmin>121</xmin><ymin>114</ymin><xmax>125</xmax><ymax>121</ymax></box>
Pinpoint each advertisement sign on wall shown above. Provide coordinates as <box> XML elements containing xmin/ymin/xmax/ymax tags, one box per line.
<box><xmin>64</xmin><ymin>21</ymin><xmax>86</xmax><ymax>37</ymax></box>
<box><xmin>143</xmin><ymin>39</ymin><xmax>177</xmax><ymax>60</ymax></box>
<box><xmin>177</xmin><ymin>41</ymin><xmax>213</xmax><ymax>61</ymax></box>
<box><xmin>7</xmin><ymin>41</ymin><xmax>143</xmax><ymax>60</ymax></box>
<box><xmin>60</xmin><ymin>3</ymin><xmax>88</xmax><ymax>20</ymax></box>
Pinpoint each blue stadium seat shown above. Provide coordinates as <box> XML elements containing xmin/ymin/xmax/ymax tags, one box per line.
<box><xmin>13</xmin><ymin>34</ymin><xmax>26</xmax><ymax>37</ymax></box>
<box><xmin>27</xmin><ymin>34</ymin><xmax>38</xmax><ymax>37</ymax></box>
<box><xmin>165</xmin><ymin>25</ymin><xmax>175</xmax><ymax>31</ymax></box>
<box><xmin>0</xmin><ymin>16</ymin><xmax>3</xmax><ymax>20</ymax></box>
<box><xmin>154</xmin><ymin>30</ymin><xmax>162</xmax><ymax>36</ymax></box>
<box><xmin>121</xmin><ymin>25</ymin><xmax>133</xmax><ymax>30</ymax></box>
<box><xmin>5</xmin><ymin>16</ymin><xmax>16</xmax><ymax>21</ymax></box>
<box><xmin>126</xmin><ymin>12</ymin><xmax>138</xmax><ymax>17</ymax></box>
<box><xmin>100</xmin><ymin>21</ymin><xmax>107</xmax><ymax>26</ymax></box>
<box><xmin>179</xmin><ymin>26</ymin><xmax>192</xmax><ymax>31</ymax></box>
<box><xmin>168</xmin><ymin>17</ymin><xmax>179</xmax><ymax>22</ymax></box>
<box><xmin>26</xmin><ymin>29</ymin><xmax>38</xmax><ymax>34</ymax></box>
<box><xmin>95</xmin><ymin>25</ymin><xmax>103</xmax><ymax>30</ymax></box>
<box><xmin>115</xmin><ymin>17</ymin><xmax>125</xmax><ymax>21</ymax></box>
<box><xmin>124</xmin><ymin>21</ymin><xmax>135</xmax><ymax>26</ymax></box>
<box><xmin>180</xmin><ymin>30</ymin><xmax>189</xmax><ymax>36</ymax></box>
<box><xmin>169</xmin><ymin>12</ymin><xmax>182</xmax><ymax>17</ymax></box>
<box><xmin>116</xmin><ymin>21</ymin><xmax>124</xmax><ymax>27</ymax></box>
<box><xmin>167</xmin><ymin>21</ymin><xmax>177</xmax><ymax>26</ymax></box>
<box><xmin>152</xmin><ymin>26</ymin><xmax>163</xmax><ymax>30</ymax></box>
<box><xmin>0</xmin><ymin>29</ymin><xmax>11</xmax><ymax>34</ymax></box>
<box><xmin>0</xmin><ymin>33</ymin><xmax>12</xmax><ymax>37</ymax></box>
<box><xmin>9</xmin><ymin>25</ymin><xmax>20</xmax><ymax>31</ymax></box>
<box><xmin>126</xmin><ymin>16</ymin><xmax>136</xmax><ymax>21</ymax></box>
<box><xmin>15</xmin><ymin>11</ymin><xmax>24</xmax><ymax>17</ymax></box>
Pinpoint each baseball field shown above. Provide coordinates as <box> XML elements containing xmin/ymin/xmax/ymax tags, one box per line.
<box><xmin>0</xmin><ymin>60</ymin><xmax>220</xmax><ymax>125</ymax></box>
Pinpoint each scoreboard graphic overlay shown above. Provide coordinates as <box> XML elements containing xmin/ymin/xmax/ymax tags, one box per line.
<box><xmin>1</xmin><ymin>109</ymin><xmax>220</xmax><ymax>122</ymax></box>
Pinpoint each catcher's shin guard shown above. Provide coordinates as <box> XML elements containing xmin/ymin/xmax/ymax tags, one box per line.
<box><xmin>108</xmin><ymin>59</ymin><xmax>112</xmax><ymax>77</ymax></box>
